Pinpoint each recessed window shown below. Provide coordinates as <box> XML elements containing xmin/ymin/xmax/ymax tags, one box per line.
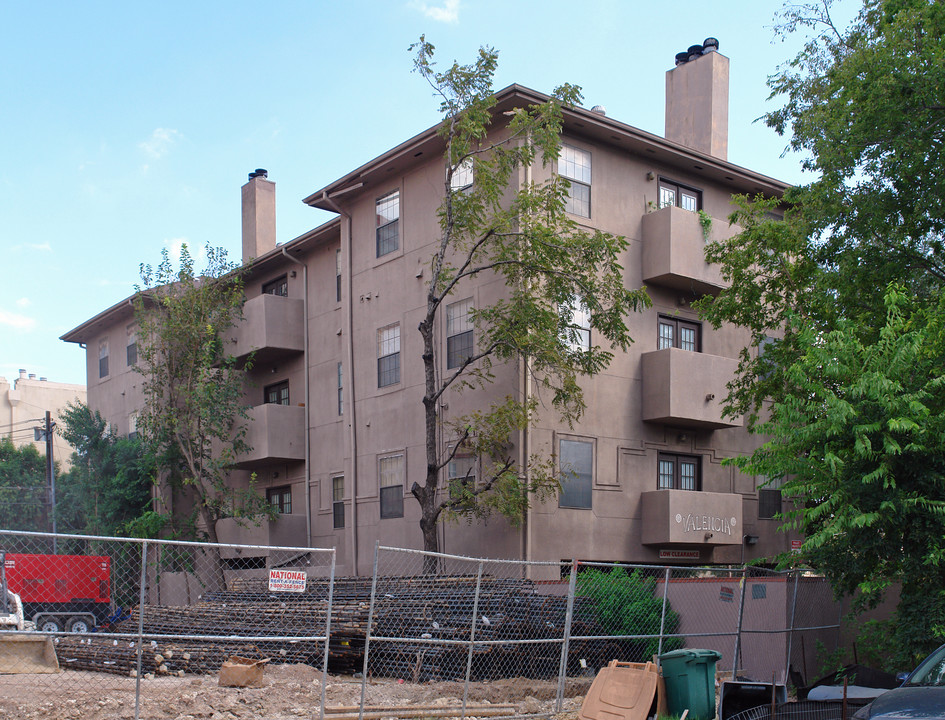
<box><xmin>563</xmin><ymin>298</ymin><xmax>591</xmax><ymax>351</ymax></box>
<box><xmin>559</xmin><ymin>438</ymin><xmax>593</xmax><ymax>509</ymax></box>
<box><xmin>658</xmin><ymin>315</ymin><xmax>701</xmax><ymax>352</ymax></box>
<box><xmin>658</xmin><ymin>178</ymin><xmax>702</xmax><ymax>212</ymax></box>
<box><xmin>379</xmin><ymin>454</ymin><xmax>404</xmax><ymax>519</ymax></box>
<box><xmin>335</xmin><ymin>248</ymin><xmax>342</xmax><ymax>302</ymax></box>
<box><xmin>332</xmin><ymin>476</ymin><xmax>345</xmax><ymax>529</ymax></box>
<box><xmin>377</xmin><ymin>324</ymin><xmax>401</xmax><ymax>387</ymax></box>
<box><xmin>450</xmin><ymin>158</ymin><xmax>474</xmax><ymax>191</ymax></box>
<box><xmin>446</xmin><ymin>298</ymin><xmax>474</xmax><ymax>369</ymax></box>
<box><xmin>265</xmin><ymin>380</ymin><xmax>290</xmax><ymax>406</ymax></box>
<box><xmin>658</xmin><ymin>453</ymin><xmax>701</xmax><ymax>491</ymax></box>
<box><xmin>267</xmin><ymin>486</ymin><xmax>292</xmax><ymax>514</ymax></box>
<box><xmin>448</xmin><ymin>454</ymin><xmax>477</xmax><ymax>498</ymax></box>
<box><xmin>263</xmin><ymin>275</ymin><xmax>288</xmax><ymax>297</ymax></box>
<box><xmin>337</xmin><ymin>362</ymin><xmax>344</xmax><ymax>416</ymax></box>
<box><xmin>376</xmin><ymin>190</ymin><xmax>400</xmax><ymax>258</ymax></box>
<box><xmin>559</xmin><ymin>144</ymin><xmax>591</xmax><ymax>218</ymax></box>
<box><xmin>126</xmin><ymin>324</ymin><xmax>137</xmax><ymax>366</ymax></box>
<box><xmin>98</xmin><ymin>339</ymin><xmax>109</xmax><ymax>379</ymax></box>
<box><xmin>128</xmin><ymin>412</ymin><xmax>138</xmax><ymax>441</ymax></box>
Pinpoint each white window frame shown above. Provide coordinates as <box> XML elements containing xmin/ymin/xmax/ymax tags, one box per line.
<box><xmin>446</xmin><ymin>298</ymin><xmax>474</xmax><ymax>369</ymax></box>
<box><xmin>377</xmin><ymin>324</ymin><xmax>401</xmax><ymax>388</ymax></box>
<box><xmin>379</xmin><ymin>453</ymin><xmax>404</xmax><ymax>519</ymax></box>
<box><xmin>559</xmin><ymin>144</ymin><xmax>591</xmax><ymax>218</ymax></box>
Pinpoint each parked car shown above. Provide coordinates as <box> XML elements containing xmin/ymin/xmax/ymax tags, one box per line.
<box><xmin>853</xmin><ymin>643</ymin><xmax>945</xmax><ymax>719</ymax></box>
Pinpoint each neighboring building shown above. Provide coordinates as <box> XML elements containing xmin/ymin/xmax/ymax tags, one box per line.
<box><xmin>63</xmin><ymin>44</ymin><xmax>797</xmax><ymax>577</ymax></box>
<box><xmin>0</xmin><ymin>369</ymin><xmax>86</xmax><ymax>471</ymax></box>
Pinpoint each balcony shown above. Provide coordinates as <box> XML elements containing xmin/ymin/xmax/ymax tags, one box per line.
<box><xmin>235</xmin><ymin>403</ymin><xmax>306</xmax><ymax>467</ymax></box>
<box><xmin>641</xmin><ymin>348</ymin><xmax>742</xmax><ymax>429</ymax></box>
<box><xmin>228</xmin><ymin>294</ymin><xmax>304</xmax><ymax>363</ymax></box>
<box><xmin>215</xmin><ymin>513</ymin><xmax>308</xmax><ymax>557</ymax></box>
<box><xmin>642</xmin><ymin>206</ymin><xmax>734</xmax><ymax>295</ymax></box>
<box><xmin>641</xmin><ymin>489</ymin><xmax>743</xmax><ymax>546</ymax></box>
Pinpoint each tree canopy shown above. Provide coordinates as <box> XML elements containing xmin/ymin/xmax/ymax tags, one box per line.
<box><xmin>695</xmin><ymin>0</ymin><xmax>945</xmax><ymax>665</ymax></box>
<box><xmin>409</xmin><ymin>38</ymin><xmax>650</xmax><ymax>568</ymax></box>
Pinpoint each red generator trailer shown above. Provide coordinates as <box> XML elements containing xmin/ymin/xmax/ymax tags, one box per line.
<box><xmin>3</xmin><ymin>554</ymin><xmax>111</xmax><ymax>633</ymax></box>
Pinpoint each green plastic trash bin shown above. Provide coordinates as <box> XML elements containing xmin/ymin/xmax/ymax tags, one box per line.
<box><xmin>658</xmin><ymin>648</ymin><xmax>722</xmax><ymax>720</ymax></box>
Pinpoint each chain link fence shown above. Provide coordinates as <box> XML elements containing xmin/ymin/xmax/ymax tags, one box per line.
<box><xmin>0</xmin><ymin>532</ymin><xmax>842</xmax><ymax>720</ymax></box>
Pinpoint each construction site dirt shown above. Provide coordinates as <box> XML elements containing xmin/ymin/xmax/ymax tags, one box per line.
<box><xmin>0</xmin><ymin>665</ymin><xmax>590</xmax><ymax>720</ymax></box>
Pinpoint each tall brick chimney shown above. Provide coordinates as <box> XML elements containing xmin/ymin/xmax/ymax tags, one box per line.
<box><xmin>242</xmin><ymin>169</ymin><xmax>276</xmax><ymax>264</ymax></box>
<box><xmin>665</xmin><ymin>39</ymin><xmax>729</xmax><ymax>160</ymax></box>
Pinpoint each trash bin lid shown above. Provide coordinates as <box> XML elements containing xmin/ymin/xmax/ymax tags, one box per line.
<box><xmin>659</xmin><ymin>648</ymin><xmax>723</xmax><ymax>662</ymax></box>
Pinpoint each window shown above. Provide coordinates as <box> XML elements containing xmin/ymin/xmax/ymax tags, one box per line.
<box><xmin>559</xmin><ymin>144</ymin><xmax>591</xmax><ymax>218</ymax></box>
<box><xmin>563</xmin><ymin>299</ymin><xmax>591</xmax><ymax>351</ymax></box>
<box><xmin>335</xmin><ymin>248</ymin><xmax>342</xmax><ymax>302</ymax></box>
<box><xmin>98</xmin><ymin>339</ymin><xmax>109</xmax><ymax>379</ymax></box>
<box><xmin>128</xmin><ymin>412</ymin><xmax>138</xmax><ymax>441</ymax></box>
<box><xmin>446</xmin><ymin>298</ymin><xmax>474</xmax><ymax>369</ymax></box>
<box><xmin>126</xmin><ymin>324</ymin><xmax>137</xmax><ymax>366</ymax></box>
<box><xmin>337</xmin><ymin>362</ymin><xmax>344</xmax><ymax>416</ymax></box>
<box><xmin>376</xmin><ymin>190</ymin><xmax>400</xmax><ymax>258</ymax></box>
<box><xmin>267</xmin><ymin>486</ymin><xmax>292</xmax><ymax>514</ymax></box>
<box><xmin>265</xmin><ymin>380</ymin><xmax>290</xmax><ymax>406</ymax></box>
<box><xmin>450</xmin><ymin>158</ymin><xmax>474</xmax><ymax>191</ymax></box>
<box><xmin>559</xmin><ymin>438</ymin><xmax>593</xmax><ymax>508</ymax></box>
<box><xmin>657</xmin><ymin>453</ymin><xmax>701</xmax><ymax>491</ymax></box>
<box><xmin>658</xmin><ymin>178</ymin><xmax>702</xmax><ymax>211</ymax></box>
<box><xmin>758</xmin><ymin>476</ymin><xmax>783</xmax><ymax>519</ymax></box>
<box><xmin>658</xmin><ymin>315</ymin><xmax>701</xmax><ymax>352</ymax></box>
<box><xmin>379</xmin><ymin>454</ymin><xmax>404</xmax><ymax>519</ymax></box>
<box><xmin>332</xmin><ymin>476</ymin><xmax>345</xmax><ymax>529</ymax></box>
<box><xmin>263</xmin><ymin>275</ymin><xmax>288</xmax><ymax>297</ymax></box>
<box><xmin>377</xmin><ymin>324</ymin><xmax>401</xmax><ymax>387</ymax></box>
<box><xmin>448</xmin><ymin>454</ymin><xmax>477</xmax><ymax>498</ymax></box>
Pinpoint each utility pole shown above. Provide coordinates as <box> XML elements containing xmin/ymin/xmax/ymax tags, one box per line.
<box><xmin>35</xmin><ymin>412</ymin><xmax>57</xmax><ymax>553</ymax></box>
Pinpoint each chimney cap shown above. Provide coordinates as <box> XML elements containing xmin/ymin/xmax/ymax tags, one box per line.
<box><xmin>590</xmin><ymin>105</ymin><xmax>606</xmax><ymax>116</ymax></box>
<box><xmin>703</xmin><ymin>37</ymin><xmax>720</xmax><ymax>52</ymax></box>
<box><xmin>248</xmin><ymin>168</ymin><xmax>269</xmax><ymax>181</ymax></box>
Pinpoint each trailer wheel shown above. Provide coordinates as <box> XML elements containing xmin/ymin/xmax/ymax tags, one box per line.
<box><xmin>66</xmin><ymin>616</ymin><xmax>92</xmax><ymax>634</ymax></box>
<box><xmin>38</xmin><ymin>617</ymin><xmax>63</xmax><ymax>633</ymax></box>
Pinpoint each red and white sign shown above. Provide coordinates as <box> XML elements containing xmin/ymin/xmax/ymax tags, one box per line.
<box><xmin>268</xmin><ymin>569</ymin><xmax>307</xmax><ymax>593</ymax></box>
<box><xmin>791</xmin><ymin>540</ymin><xmax>803</xmax><ymax>554</ymax></box>
<box><xmin>659</xmin><ymin>550</ymin><xmax>701</xmax><ymax>560</ymax></box>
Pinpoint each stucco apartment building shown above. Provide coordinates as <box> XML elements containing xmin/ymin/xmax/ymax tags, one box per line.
<box><xmin>1</xmin><ymin>369</ymin><xmax>85</xmax><ymax>472</ymax></box>
<box><xmin>63</xmin><ymin>44</ymin><xmax>796</xmax><ymax>577</ymax></box>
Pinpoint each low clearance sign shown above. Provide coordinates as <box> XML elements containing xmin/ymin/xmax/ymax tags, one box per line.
<box><xmin>268</xmin><ymin>569</ymin><xmax>307</xmax><ymax>593</ymax></box>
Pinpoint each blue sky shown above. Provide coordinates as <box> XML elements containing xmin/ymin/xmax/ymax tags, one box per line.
<box><xmin>1</xmin><ymin>0</ymin><xmax>859</xmax><ymax>387</ymax></box>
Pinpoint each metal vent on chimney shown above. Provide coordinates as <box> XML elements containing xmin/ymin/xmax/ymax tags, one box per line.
<box><xmin>248</xmin><ymin>168</ymin><xmax>268</xmax><ymax>180</ymax></box>
<box><xmin>590</xmin><ymin>105</ymin><xmax>607</xmax><ymax>116</ymax></box>
<box><xmin>674</xmin><ymin>38</ymin><xmax>720</xmax><ymax>65</ymax></box>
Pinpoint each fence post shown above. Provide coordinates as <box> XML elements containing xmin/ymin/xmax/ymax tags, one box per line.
<box><xmin>657</xmin><ymin>566</ymin><xmax>671</xmax><ymax>658</ymax></box>
<box><xmin>555</xmin><ymin>559</ymin><xmax>578</xmax><ymax>713</ymax></box>
<box><xmin>134</xmin><ymin>539</ymin><xmax>148</xmax><ymax>720</ymax></box>
<box><xmin>359</xmin><ymin>542</ymin><xmax>381</xmax><ymax>720</ymax></box>
<box><xmin>784</xmin><ymin>570</ymin><xmax>800</xmax><ymax>685</ymax></box>
<box><xmin>461</xmin><ymin>562</ymin><xmax>485</xmax><ymax>720</ymax></box>
<box><xmin>732</xmin><ymin>566</ymin><xmax>748</xmax><ymax>680</ymax></box>
<box><xmin>318</xmin><ymin>549</ymin><xmax>337</xmax><ymax>720</ymax></box>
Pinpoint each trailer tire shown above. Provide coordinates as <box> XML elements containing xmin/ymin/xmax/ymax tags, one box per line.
<box><xmin>66</xmin><ymin>616</ymin><xmax>92</xmax><ymax>634</ymax></box>
<box><xmin>38</xmin><ymin>617</ymin><xmax>63</xmax><ymax>633</ymax></box>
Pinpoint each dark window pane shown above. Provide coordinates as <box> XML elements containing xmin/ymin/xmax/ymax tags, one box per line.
<box><xmin>758</xmin><ymin>488</ymin><xmax>782</xmax><ymax>519</ymax></box>
<box><xmin>263</xmin><ymin>276</ymin><xmax>288</xmax><ymax>297</ymax></box>
<box><xmin>126</xmin><ymin>342</ymin><xmax>137</xmax><ymax>366</ymax></box>
<box><xmin>265</xmin><ymin>381</ymin><xmax>290</xmax><ymax>405</ymax></box>
<box><xmin>447</xmin><ymin>330</ymin><xmax>473</xmax><ymax>369</ymax></box>
<box><xmin>380</xmin><ymin>485</ymin><xmax>403</xmax><ymax>519</ymax></box>
<box><xmin>333</xmin><ymin>501</ymin><xmax>345</xmax><ymax>529</ymax></box>
<box><xmin>378</xmin><ymin>353</ymin><xmax>400</xmax><ymax>387</ymax></box>
<box><xmin>559</xmin><ymin>439</ymin><xmax>593</xmax><ymax>508</ymax></box>
<box><xmin>99</xmin><ymin>356</ymin><xmax>108</xmax><ymax>378</ymax></box>
<box><xmin>377</xmin><ymin>219</ymin><xmax>399</xmax><ymax>257</ymax></box>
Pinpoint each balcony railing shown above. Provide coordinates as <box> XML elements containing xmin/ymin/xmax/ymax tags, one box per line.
<box><xmin>641</xmin><ymin>347</ymin><xmax>742</xmax><ymax>429</ymax></box>
<box><xmin>234</xmin><ymin>402</ymin><xmax>306</xmax><ymax>467</ymax></box>
<box><xmin>642</xmin><ymin>205</ymin><xmax>737</xmax><ymax>295</ymax></box>
<box><xmin>640</xmin><ymin>489</ymin><xmax>743</xmax><ymax>546</ymax></box>
<box><xmin>227</xmin><ymin>294</ymin><xmax>304</xmax><ymax>363</ymax></box>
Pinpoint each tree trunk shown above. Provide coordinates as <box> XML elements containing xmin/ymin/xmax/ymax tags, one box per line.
<box><xmin>419</xmin><ymin>305</ymin><xmax>443</xmax><ymax>574</ymax></box>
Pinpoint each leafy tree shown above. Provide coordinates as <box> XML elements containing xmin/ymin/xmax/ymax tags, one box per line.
<box><xmin>57</xmin><ymin>401</ymin><xmax>154</xmax><ymax>537</ymax></box>
<box><xmin>695</xmin><ymin>0</ymin><xmax>945</xmax><ymax>664</ymax></box>
<box><xmin>134</xmin><ymin>244</ymin><xmax>272</xmax><ymax>553</ymax></box>
<box><xmin>409</xmin><ymin>39</ymin><xmax>650</xmax><ymax>570</ymax></box>
<box><xmin>0</xmin><ymin>437</ymin><xmax>49</xmax><ymax>532</ymax></box>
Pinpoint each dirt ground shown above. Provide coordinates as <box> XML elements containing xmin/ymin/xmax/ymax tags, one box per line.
<box><xmin>0</xmin><ymin>665</ymin><xmax>590</xmax><ymax>720</ymax></box>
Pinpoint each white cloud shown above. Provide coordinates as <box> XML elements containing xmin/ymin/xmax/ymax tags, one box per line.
<box><xmin>0</xmin><ymin>309</ymin><xmax>35</xmax><ymax>331</ymax></box>
<box><xmin>410</xmin><ymin>0</ymin><xmax>460</xmax><ymax>23</ymax></box>
<box><xmin>164</xmin><ymin>237</ymin><xmax>189</xmax><ymax>260</ymax></box>
<box><xmin>15</xmin><ymin>298</ymin><xmax>30</xmax><ymax>308</ymax></box>
<box><xmin>11</xmin><ymin>242</ymin><xmax>52</xmax><ymax>253</ymax></box>
<box><xmin>139</xmin><ymin>128</ymin><xmax>182</xmax><ymax>159</ymax></box>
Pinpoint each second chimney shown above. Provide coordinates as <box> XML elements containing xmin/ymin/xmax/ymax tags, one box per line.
<box><xmin>665</xmin><ymin>40</ymin><xmax>729</xmax><ymax>160</ymax></box>
<box><xmin>242</xmin><ymin>169</ymin><xmax>276</xmax><ymax>264</ymax></box>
